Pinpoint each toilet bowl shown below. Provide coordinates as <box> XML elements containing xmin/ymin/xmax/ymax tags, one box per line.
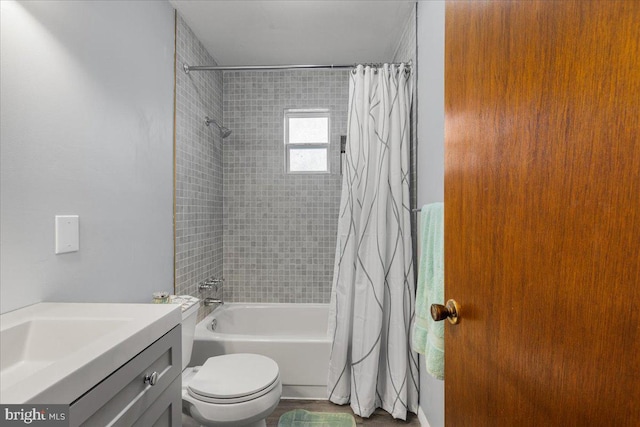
<box><xmin>182</xmin><ymin>354</ymin><xmax>282</xmax><ymax>427</ymax></box>
<box><xmin>172</xmin><ymin>296</ymin><xmax>282</xmax><ymax>427</ymax></box>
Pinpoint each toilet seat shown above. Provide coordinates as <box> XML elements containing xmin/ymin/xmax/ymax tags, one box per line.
<box><xmin>187</xmin><ymin>354</ymin><xmax>280</xmax><ymax>404</ymax></box>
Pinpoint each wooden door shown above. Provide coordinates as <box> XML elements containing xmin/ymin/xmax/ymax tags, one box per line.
<box><xmin>444</xmin><ymin>1</ymin><xmax>640</xmax><ymax>425</ymax></box>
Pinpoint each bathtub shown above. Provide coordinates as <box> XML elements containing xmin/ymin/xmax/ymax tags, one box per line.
<box><xmin>191</xmin><ymin>303</ymin><xmax>331</xmax><ymax>399</ymax></box>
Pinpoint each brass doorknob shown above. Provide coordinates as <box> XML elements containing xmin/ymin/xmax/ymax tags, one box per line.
<box><xmin>430</xmin><ymin>299</ymin><xmax>460</xmax><ymax>324</ymax></box>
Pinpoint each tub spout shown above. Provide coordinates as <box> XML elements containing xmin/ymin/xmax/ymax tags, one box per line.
<box><xmin>204</xmin><ymin>298</ymin><xmax>224</xmax><ymax>307</ymax></box>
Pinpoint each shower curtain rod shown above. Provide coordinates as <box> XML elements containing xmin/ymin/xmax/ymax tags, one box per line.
<box><xmin>182</xmin><ymin>61</ymin><xmax>411</xmax><ymax>74</ymax></box>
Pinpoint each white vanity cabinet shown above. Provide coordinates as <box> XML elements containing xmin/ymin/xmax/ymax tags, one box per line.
<box><xmin>69</xmin><ymin>326</ymin><xmax>182</xmax><ymax>427</ymax></box>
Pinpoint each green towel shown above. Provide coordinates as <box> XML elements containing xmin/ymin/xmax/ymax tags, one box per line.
<box><xmin>411</xmin><ymin>202</ymin><xmax>445</xmax><ymax>380</ymax></box>
<box><xmin>278</xmin><ymin>409</ymin><xmax>356</xmax><ymax>427</ymax></box>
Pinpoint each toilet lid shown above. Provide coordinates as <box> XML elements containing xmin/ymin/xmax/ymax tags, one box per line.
<box><xmin>187</xmin><ymin>354</ymin><xmax>279</xmax><ymax>401</ymax></box>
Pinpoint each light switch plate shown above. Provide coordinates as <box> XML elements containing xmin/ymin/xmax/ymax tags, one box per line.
<box><xmin>55</xmin><ymin>215</ymin><xmax>79</xmax><ymax>254</ymax></box>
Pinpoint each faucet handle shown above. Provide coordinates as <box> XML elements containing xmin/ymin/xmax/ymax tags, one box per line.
<box><xmin>199</xmin><ymin>277</ymin><xmax>224</xmax><ymax>292</ymax></box>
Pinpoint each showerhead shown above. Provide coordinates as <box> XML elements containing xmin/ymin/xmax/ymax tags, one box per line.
<box><xmin>219</xmin><ymin>126</ymin><xmax>232</xmax><ymax>138</ymax></box>
<box><xmin>204</xmin><ymin>116</ymin><xmax>232</xmax><ymax>139</ymax></box>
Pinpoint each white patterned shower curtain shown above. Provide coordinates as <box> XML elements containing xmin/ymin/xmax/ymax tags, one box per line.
<box><xmin>327</xmin><ymin>63</ymin><xmax>418</xmax><ymax>419</ymax></box>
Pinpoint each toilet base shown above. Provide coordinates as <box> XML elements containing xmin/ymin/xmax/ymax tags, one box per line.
<box><xmin>182</xmin><ymin>380</ymin><xmax>281</xmax><ymax>427</ymax></box>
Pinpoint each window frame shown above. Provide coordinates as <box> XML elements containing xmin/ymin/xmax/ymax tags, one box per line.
<box><xmin>284</xmin><ymin>108</ymin><xmax>331</xmax><ymax>174</ymax></box>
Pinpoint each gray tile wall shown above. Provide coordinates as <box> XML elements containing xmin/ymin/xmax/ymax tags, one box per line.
<box><xmin>222</xmin><ymin>70</ymin><xmax>349</xmax><ymax>303</ymax></box>
<box><xmin>175</xmin><ymin>14</ymin><xmax>224</xmax><ymax>320</ymax></box>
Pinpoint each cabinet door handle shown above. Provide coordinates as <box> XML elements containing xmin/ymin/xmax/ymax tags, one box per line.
<box><xmin>143</xmin><ymin>371</ymin><xmax>158</xmax><ymax>386</ymax></box>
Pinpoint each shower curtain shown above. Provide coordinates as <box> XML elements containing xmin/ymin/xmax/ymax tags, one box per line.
<box><xmin>327</xmin><ymin>63</ymin><xmax>418</xmax><ymax>419</ymax></box>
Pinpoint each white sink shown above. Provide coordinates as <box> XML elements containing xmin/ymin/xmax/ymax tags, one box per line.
<box><xmin>1</xmin><ymin>317</ymin><xmax>130</xmax><ymax>390</ymax></box>
<box><xmin>0</xmin><ymin>303</ymin><xmax>181</xmax><ymax>404</ymax></box>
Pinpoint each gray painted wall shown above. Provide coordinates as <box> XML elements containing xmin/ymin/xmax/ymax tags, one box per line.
<box><xmin>392</xmin><ymin>6</ymin><xmax>418</xmax><ymax>281</ymax></box>
<box><xmin>416</xmin><ymin>1</ymin><xmax>446</xmax><ymax>427</ymax></box>
<box><xmin>0</xmin><ymin>0</ymin><xmax>175</xmax><ymax>314</ymax></box>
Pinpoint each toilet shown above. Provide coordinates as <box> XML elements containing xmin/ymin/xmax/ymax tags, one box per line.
<box><xmin>173</xmin><ymin>296</ymin><xmax>282</xmax><ymax>427</ymax></box>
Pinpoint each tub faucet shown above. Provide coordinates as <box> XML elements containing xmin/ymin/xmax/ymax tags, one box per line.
<box><xmin>204</xmin><ymin>298</ymin><xmax>224</xmax><ymax>307</ymax></box>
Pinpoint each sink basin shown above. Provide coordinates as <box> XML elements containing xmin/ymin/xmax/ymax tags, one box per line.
<box><xmin>1</xmin><ymin>317</ymin><xmax>130</xmax><ymax>391</ymax></box>
<box><xmin>0</xmin><ymin>303</ymin><xmax>180</xmax><ymax>404</ymax></box>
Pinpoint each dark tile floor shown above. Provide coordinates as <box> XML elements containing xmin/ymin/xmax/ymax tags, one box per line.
<box><xmin>267</xmin><ymin>399</ymin><xmax>421</xmax><ymax>426</ymax></box>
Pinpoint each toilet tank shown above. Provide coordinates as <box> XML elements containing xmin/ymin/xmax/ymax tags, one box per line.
<box><xmin>170</xmin><ymin>296</ymin><xmax>200</xmax><ymax>371</ymax></box>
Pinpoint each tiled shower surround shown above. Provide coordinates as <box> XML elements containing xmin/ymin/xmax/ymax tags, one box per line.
<box><xmin>174</xmin><ymin>11</ymin><xmax>417</xmax><ymax>307</ymax></box>
<box><xmin>222</xmin><ymin>70</ymin><xmax>348</xmax><ymax>303</ymax></box>
<box><xmin>174</xmin><ymin>15</ymin><xmax>224</xmax><ymax>319</ymax></box>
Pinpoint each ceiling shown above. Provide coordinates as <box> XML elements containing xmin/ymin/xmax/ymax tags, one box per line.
<box><xmin>169</xmin><ymin>1</ymin><xmax>416</xmax><ymax>66</ymax></box>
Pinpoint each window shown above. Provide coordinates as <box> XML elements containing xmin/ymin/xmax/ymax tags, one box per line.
<box><xmin>284</xmin><ymin>109</ymin><xmax>330</xmax><ymax>173</ymax></box>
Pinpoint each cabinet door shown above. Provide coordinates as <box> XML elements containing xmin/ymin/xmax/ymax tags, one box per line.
<box><xmin>70</xmin><ymin>326</ymin><xmax>181</xmax><ymax>427</ymax></box>
<box><xmin>132</xmin><ymin>376</ymin><xmax>181</xmax><ymax>427</ymax></box>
